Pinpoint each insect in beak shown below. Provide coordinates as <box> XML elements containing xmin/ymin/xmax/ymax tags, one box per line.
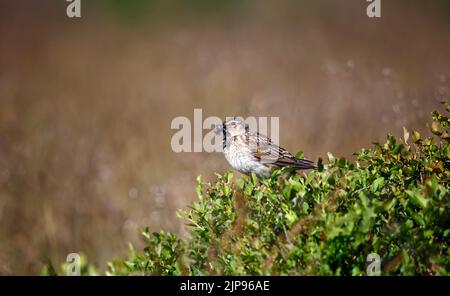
<box><xmin>213</xmin><ymin>124</ymin><xmax>223</xmax><ymax>135</ymax></box>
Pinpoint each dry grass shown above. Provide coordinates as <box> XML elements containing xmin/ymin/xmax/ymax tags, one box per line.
<box><xmin>0</xmin><ymin>0</ymin><xmax>449</xmax><ymax>274</ymax></box>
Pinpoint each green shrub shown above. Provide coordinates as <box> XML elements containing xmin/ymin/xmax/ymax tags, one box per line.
<box><xmin>56</xmin><ymin>103</ymin><xmax>450</xmax><ymax>276</ymax></box>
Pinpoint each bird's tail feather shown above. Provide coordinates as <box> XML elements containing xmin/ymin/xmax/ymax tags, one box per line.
<box><xmin>275</xmin><ymin>158</ymin><xmax>316</xmax><ymax>170</ymax></box>
<box><xmin>293</xmin><ymin>158</ymin><xmax>316</xmax><ymax>169</ymax></box>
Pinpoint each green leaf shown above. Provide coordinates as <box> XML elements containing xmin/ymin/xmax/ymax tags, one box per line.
<box><xmin>403</xmin><ymin>127</ymin><xmax>410</xmax><ymax>144</ymax></box>
<box><xmin>371</xmin><ymin>177</ymin><xmax>385</xmax><ymax>192</ymax></box>
<box><xmin>295</xmin><ymin>151</ymin><xmax>304</xmax><ymax>159</ymax></box>
<box><xmin>443</xmin><ymin>229</ymin><xmax>450</xmax><ymax>238</ymax></box>
<box><xmin>327</xmin><ymin>152</ymin><xmax>335</xmax><ymax>164</ymax></box>
<box><xmin>285</xmin><ymin>211</ymin><xmax>298</xmax><ymax>227</ymax></box>
<box><xmin>225</xmin><ymin>172</ymin><xmax>233</xmax><ymax>183</ymax></box>
<box><xmin>412</xmin><ymin>130</ymin><xmax>421</xmax><ymax>143</ymax></box>
<box><xmin>236</xmin><ymin>178</ymin><xmax>245</xmax><ymax>190</ymax></box>
<box><xmin>431</xmin><ymin>121</ymin><xmax>441</xmax><ymax>135</ymax></box>
<box><xmin>406</xmin><ymin>188</ymin><xmax>429</xmax><ymax>208</ymax></box>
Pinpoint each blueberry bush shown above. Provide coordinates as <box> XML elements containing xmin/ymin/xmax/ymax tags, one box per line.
<box><xmin>49</xmin><ymin>103</ymin><xmax>450</xmax><ymax>276</ymax></box>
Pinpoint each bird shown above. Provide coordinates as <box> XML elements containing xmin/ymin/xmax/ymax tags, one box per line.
<box><xmin>214</xmin><ymin>118</ymin><xmax>316</xmax><ymax>177</ymax></box>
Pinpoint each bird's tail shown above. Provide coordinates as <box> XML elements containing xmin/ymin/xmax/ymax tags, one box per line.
<box><xmin>292</xmin><ymin>158</ymin><xmax>316</xmax><ymax>170</ymax></box>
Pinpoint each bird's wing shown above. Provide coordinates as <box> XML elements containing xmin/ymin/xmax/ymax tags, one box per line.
<box><xmin>245</xmin><ymin>132</ymin><xmax>316</xmax><ymax>169</ymax></box>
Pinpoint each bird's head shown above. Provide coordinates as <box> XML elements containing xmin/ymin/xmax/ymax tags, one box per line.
<box><xmin>214</xmin><ymin>118</ymin><xmax>247</xmax><ymax>137</ymax></box>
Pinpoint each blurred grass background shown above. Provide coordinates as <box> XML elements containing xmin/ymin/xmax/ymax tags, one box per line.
<box><xmin>0</xmin><ymin>0</ymin><xmax>449</xmax><ymax>274</ymax></box>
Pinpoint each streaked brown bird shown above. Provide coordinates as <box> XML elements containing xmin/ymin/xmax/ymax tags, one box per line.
<box><xmin>214</xmin><ymin>118</ymin><xmax>316</xmax><ymax>177</ymax></box>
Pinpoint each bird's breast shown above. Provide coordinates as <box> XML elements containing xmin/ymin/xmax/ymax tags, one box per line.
<box><xmin>223</xmin><ymin>139</ymin><xmax>270</xmax><ymax>176</ymax></box>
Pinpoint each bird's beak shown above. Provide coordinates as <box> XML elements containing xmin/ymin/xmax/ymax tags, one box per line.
<box><xmin>213</xmin><ymin>124</ymin><xmax>223</xmax><ymax>135</ymax></box>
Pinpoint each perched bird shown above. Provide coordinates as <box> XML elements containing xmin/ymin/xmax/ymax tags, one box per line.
<box><xmin>214</xmin><ymin>118</ymin><xmax>316</xmax><ymax>177</ymax></box>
